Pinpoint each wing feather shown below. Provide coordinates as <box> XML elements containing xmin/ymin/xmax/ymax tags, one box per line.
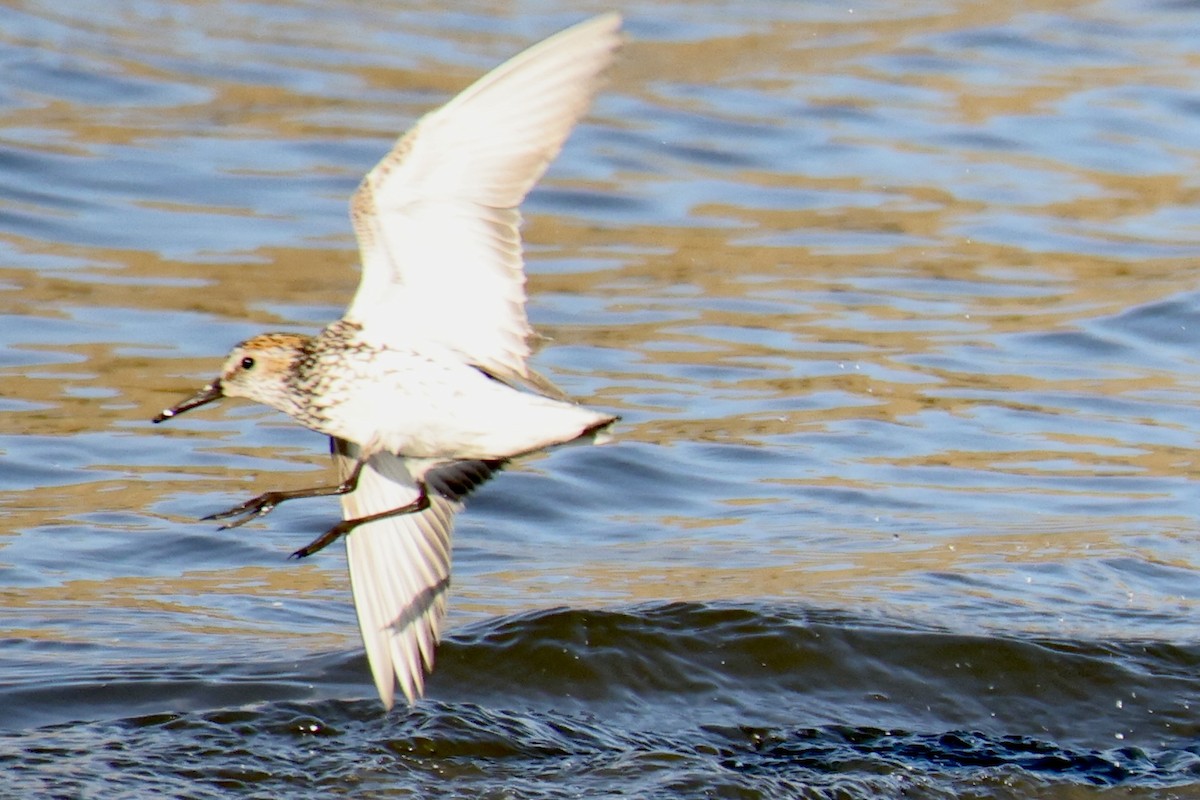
<box><xmin>346</xmin><ymin>13</ymin><xmax>622</xmax><ymax>382</ymax></box>
<box><xmin>334</xmin><ymin>439</ymin><xmax>500</xmax><ymax>708</ymax></box>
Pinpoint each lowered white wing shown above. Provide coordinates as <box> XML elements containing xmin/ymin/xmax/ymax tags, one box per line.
<box><xmin>346</xmin><ymin>13</ymin><xmax>622</xmax><ymax>383</ymax></box>
<box><xmin>334</xmin><ymin>439</ymin><xmax>499</xmax><ymax>708</ymax></box>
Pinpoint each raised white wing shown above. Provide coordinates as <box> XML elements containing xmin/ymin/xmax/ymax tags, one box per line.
<box><xmin>334</xmin><ymin>439</ymin><xmax>499</xmax><ymax>708</ymax></box>
<box><xmin>345</xmin><ymin>13</ymin><xmax>622</xmax><ymax>382</ymax></box>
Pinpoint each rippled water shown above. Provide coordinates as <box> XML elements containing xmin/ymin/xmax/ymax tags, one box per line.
<box><xmin>3</xmin><ymin>0</ymin><xmax>1200</xmax><ymax>796</ymax></box>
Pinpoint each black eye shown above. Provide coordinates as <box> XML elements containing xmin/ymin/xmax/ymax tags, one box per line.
<box><xmin>240</xmin><ymin>357</ymin><xmax>256</xmax><ymax>370</ymax></box>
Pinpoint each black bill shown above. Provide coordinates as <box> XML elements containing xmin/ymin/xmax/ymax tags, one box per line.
<box><xmin>152</xmin><ymin>381</ymin><xmax>224</xmax><ymax>423</ymax></box>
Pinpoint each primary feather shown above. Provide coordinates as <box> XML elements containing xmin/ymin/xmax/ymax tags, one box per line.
<box><xmin>347</xmin><ymin>12</ymin><xmax>624</xmax><ymax>383</ymax></box>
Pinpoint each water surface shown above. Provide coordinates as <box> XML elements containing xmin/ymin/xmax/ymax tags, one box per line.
<box><xmin>3</xmin><ymin>0</ymin><xmax>1200</xmax><ymax>796</ymax></box>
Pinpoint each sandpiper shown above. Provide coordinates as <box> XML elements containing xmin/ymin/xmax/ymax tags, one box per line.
<box><xmin>153</xmin><ymin>13</ymin><xmax>622</xmax><ymax>709</ymax></box>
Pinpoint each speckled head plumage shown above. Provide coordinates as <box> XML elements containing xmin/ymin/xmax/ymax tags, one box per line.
<box><xmin>218</xmin><ymin>332</ymin><xmax>312</xmax><ymax>404</ymax></box>
<box><xmin>152</xmin><ymin>332</ymin><xmax>312</xmax><ymax>423</ymax></box>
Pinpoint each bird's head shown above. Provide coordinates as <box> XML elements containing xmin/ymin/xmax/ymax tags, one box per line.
<box><xmin>152</xmin><ymin>333</ymin><xmax>311</xmax><ymax>423</ymax></box>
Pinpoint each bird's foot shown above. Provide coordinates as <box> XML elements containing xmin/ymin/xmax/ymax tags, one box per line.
<box><xmin>202</xmin><ymin>492</ymin><xmax>284</xmax><ymax>530</ymax></box>
<box><xmin>289</xmin><ymin>520</ymin><xmax>357</xmax><ymax>560</ymax></box>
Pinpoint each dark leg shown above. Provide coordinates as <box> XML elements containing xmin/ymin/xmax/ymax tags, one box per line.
<box><xmin>289</xmin><ymin>482</ymin><xmax>431</xmax><ymax>559</ymax></box>
<box><xmin>204</xmin><ymin>458</ymin><xmax>369</xmax><ymax>531</ymax></box>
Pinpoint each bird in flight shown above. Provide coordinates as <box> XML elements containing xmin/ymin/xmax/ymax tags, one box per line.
<box><xmin>153</xmin><ymin>13</ymin><xmax>622</xmax><ymax>709</ymax></box>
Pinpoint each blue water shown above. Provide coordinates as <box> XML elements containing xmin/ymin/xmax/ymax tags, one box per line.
<box><xmin>3</xmin><ymin>1</ymin><xmax>1200</xmax><ymax>796</ymax></box>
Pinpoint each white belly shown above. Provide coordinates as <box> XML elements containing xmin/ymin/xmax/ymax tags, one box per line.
<box><xmin>322</xmin><ymin>351</ymin><xmax>611</xmax><ymax>461</ymax></box>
